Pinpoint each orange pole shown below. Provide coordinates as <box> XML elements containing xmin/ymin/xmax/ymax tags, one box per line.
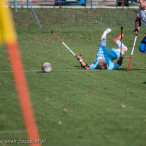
<box><xmin>7</xmin><ymin>41</ymin><xmax>41</xmax><ymax>146</ymax></box>
<box><xmin>0</xmin><ymin>0</ymin><xmax>41</xmax><ymax>144</ymax></box>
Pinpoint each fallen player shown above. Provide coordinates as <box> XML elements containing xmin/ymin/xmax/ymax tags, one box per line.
<box><xmin>76</xmin><ymin>28</ymin><xmax>128</xmax><ymax>70</ymax></box>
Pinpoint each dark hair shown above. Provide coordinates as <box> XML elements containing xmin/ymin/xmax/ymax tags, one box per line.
<box><xmin>98</xmin><ymin>61</ymin><xmax>107</xmax><ymax>70</ymax></box>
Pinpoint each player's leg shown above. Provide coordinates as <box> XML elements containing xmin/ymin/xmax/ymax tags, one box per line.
<box><xmin>96</xmin><ymin>28</ymin><xmax>112</xmax><ymax>58</ymax></box>
<box><xmin>113</xmin><ymin>34</ymin><xmax>128</xmax><ymax>55</ymax></box>
<box><xmin>115</xmin><ymin>40</ymin><xmax>128</xmax><ymax>55</ymax></box>
<box><xmin>100</xmin><ymin>28</ymin><xmax>111</xmax><ymax>47</ymax></box>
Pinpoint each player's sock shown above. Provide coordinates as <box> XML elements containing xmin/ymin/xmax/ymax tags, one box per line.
<box><xmin>116</xmin><ymin>40</ymin><xmax>128</xmax><ymax>51</ymax></box>
<box><xmin>101</xmin><ymin>28</ymin><xmax>112</xmax><ymax>40</ymax></box>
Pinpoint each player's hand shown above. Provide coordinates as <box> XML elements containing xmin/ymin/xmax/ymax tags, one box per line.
<box><xmin>120</xmin><ymin>54</ymin><xmax>124</xmax><ymax>59</ymax></box>
<box><xmin>76</xmin><ymin>54</ymin><xmax>82</xmax><ymax>60</ymax></box>
<box><xmin>117</xmin><ymin>55</ymin><xmax>124</xmax><ymax>65</ymax></box>
<box><xmin>133</xmin><ymin>28</ymin><xmax>138</xmax><ymax>34</ymax></box>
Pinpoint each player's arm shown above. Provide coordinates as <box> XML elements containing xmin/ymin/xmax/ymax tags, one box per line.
<box><xmin>133</xmin><ymin>16</ymin><xmax>141</xmax><ymax>34</ymax></box>
<box><xmin>76</xmin><ymin>55</ymin><xmax>89</xmax><ymax>69</ymax></box>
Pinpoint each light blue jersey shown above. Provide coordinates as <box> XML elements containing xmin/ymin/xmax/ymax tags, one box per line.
<box><xmin>89</xmin><ymin>46</ymin><xmax>120</xmax><ymax>70</ymax></box>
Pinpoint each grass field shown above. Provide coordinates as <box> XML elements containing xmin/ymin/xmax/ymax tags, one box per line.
<box><xmin>0</xmin><ymin>9</ymin><xmax>146</xmax><ymax>146</ymax></box>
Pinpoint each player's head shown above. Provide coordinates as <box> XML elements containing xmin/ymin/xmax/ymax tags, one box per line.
<box><xmin>138</xmin><ymin>0</ymin><xmax>146</xmax><ymax>9</ymax></box>
<box><xmin>98</xmin><ymin>60</ymin><xmax>107</xmax><ymax>70</ymax></box>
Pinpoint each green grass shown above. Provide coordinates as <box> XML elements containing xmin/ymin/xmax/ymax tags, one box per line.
<box><xmin>0</xmin><ymin>28</ymin><xmax>146</xmax><ymax>146</ymax></box>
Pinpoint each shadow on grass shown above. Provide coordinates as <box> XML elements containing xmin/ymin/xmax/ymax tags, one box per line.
<box><xmin>75</xmin><ymin>66</ymin><xmax>82</xmax><ymax>69</ymax></box>
<box><xmin>37</xmin><ymin>71</ymin><xmax>45</xmax><ymax>73</ymax></box>
<box><xmin>74</xmin><ymin>67</ymin><xmax>146</xmax><ymax>71</ymax></box>
<box><xmin>116</xmin><ymin>68</ymin><xmax>146</xmax><ymax>71</ymax></box>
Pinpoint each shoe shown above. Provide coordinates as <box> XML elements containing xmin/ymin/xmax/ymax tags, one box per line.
<box><xmin>105</xmin><ymin>28</ymin><xmax>112</xmax><ymax>34</ymax></box>
<box><xmin>113</xmin><ymin>33</ymin><xmax>124</xmax><ymax>43</ymax></box>
<box><xmin>101</xmin><ymin>28</ymin><xmax>112</xmax><ymax>40</ymax></box>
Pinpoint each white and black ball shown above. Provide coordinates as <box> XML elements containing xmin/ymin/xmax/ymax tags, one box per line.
<box><xmin>42</xmin><ymin>62</ymin><xmax>52</xmax><ymax>73</ymax></box>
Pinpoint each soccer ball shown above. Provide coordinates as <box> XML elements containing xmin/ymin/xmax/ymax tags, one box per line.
<box><xmin>42</xmin><ymin>62</ymin><xmax>52</xmax><ymax>73</ymax></box>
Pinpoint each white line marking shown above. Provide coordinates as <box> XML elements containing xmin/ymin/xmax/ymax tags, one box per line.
<box><xmin>0</xmin><ymin>69</ymin><xmax>91</xmax><ymax>73</ymax></box>
<box><xmin>0</xmin><ymin>68</ymin><xmax>145</xmax><ymax>74</ymax></box>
